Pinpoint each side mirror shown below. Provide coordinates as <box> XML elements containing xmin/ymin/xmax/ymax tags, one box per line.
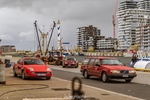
<box><xmin>20</xmin><ymin>62</ymin><xmax>23</xmax><ymax>65</ymax></box>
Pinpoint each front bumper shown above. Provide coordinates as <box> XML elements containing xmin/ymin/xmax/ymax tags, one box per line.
<box><xmin>64</xmin><ymin>64</ymin><xmax>78</xmax><ymax>67</ymax></box>
<box><xmin>107</xmin><ymin>74</ymin><xmax>137</xmax><ymax>79</ymax></box>
<box><xmin>25</xmin><ymin>71</ymin><xmax>52</xmax><ymax>78</ymax></box>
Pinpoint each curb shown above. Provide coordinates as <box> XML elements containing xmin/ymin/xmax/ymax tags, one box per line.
<box><xmin>134</xmin><ymin>68</ymin><xmax>150</xmax><ymax>72</ymax></box>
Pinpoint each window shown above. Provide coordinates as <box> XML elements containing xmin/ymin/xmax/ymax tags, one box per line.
<box><xmin>100</xmin><ymin>59</ymin><xmax>123</xmax><ymax>65</ymax></box>
<box><xmin>88</xmin><ymin>59</ymin><xmax>95</xmax><ymax>66</ymax></box>
<box><xmin>82</xmin><ymin>58</ymin><xmax>89</xmax><ymax>65</ymax></box>
<box><xmin>67</xmin><ymin>58</ymin><xmax>75</xmax><ymax>61</ymax></box>
<box><xmin>17</xmin><ymin>59</ymin><xmax>22</xmax><ymax>64</ymax></box>
<box><xmin>94</xmin><ymin>59</ymin><xmax>100</xmax><ymax>66</ymax></box>
<box><xmin>24</xmin><ymin>59</ymin><xmax>44</xmax><ymax>65</ymax></box>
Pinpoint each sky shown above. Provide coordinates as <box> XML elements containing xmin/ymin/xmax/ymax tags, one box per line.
<box><xmin>0</xmin><ymin>0</ymin><xmax>123</xmax><ymax>51</ymax></box>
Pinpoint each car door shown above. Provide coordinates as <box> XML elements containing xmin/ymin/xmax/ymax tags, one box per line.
<box><xmin>81</xmin><ymin>58</ymin><xmax>90</xmax><ymax>72</ymax></box>
<box><xmin>87</xmin><ymin>58</ymin><xmax>95</xmax><ymax>76</ymax></box>
<box><xmin>14</xmin><ymin>59</ymin><xmax>21</xmax><ymax>74</ymax></box>
<box><xmin>93</xmin><ymin>59</ymin><xmax>102</xmax><ymax>77</ymax></box>
<box><xmin>16</xmin><ymin>58</ymin><xmax>23</xmax><ymax>75</ymax></box>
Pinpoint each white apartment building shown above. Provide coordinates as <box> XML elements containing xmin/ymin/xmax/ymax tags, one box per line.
<box><xmin>138</xmin><ymin>0</ymin><xmax>150</xmax><ymax>10</ymax></box>
<box><xmin>96</xmin><ymin>37</ymin><xmax>117</xmax><ymax>52</ymax></box>
<box><xmin>136</xmin><ymin>25</ymin><xmax>150</xmax><ymax>51</ymax></box>
<box><xmin>117</xmin><ymin>0</ymin><xmax>150</xmax><ymax>50</ymax></box>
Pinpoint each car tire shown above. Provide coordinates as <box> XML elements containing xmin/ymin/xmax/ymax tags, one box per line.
<box><xmin>101</xmin><ymin>72</ymin><xmax>109</xmax><ymax>82</ymax></box>
<box><xmin>75</xmin><ymin>66</ymin><xmax>78</xmax><ymax>68</ymax></box>
<box><xmin>46</xmin><ymin>77</ymin><xmax>51</xmax><ymax>80</ymax></box>
<box><xmin>84</xmin><ymin>70</ymin><xmax>90</xmax><ymax>79</ymax></box>
<box><xmin>125</xmin><ymin>79</ymin><xmax>132</xmax><ymax>83</ymax></box>
<box><xmin>22</xmin><ymin>71</ymin><xmax>26</xmax><ymax>80</ymax></box>
<box><xmin>63</xmin><ymin>66</ymin><xmax>65</xmax><ymax>68</ymax></box>
<box><xmin>13</xmin><ymin>69</ymin><xmax>17</xmax><ymax>77</ymax></box>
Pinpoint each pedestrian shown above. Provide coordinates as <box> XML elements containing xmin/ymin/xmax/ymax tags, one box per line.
<box><xmin>130</xmin><ymin>53</ymin><xmax>137</xmax><ymax>67</ymax></box>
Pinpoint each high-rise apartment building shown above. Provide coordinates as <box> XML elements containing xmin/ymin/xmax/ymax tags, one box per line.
<box><xmin>117</xmin><ymin>0</ymin><xmax>150</xmax><ymax>50</ymax></box>
<box><xmin>136</xmin><ymin>25</ymin><xmax>150</xmax><ymax>51</ymax></box>
<box><xmin>77</xmin><ymin>25</ymin><xmax>117</xmax><ymax>52</ymax></box>
<box><xmin>77</xmin><ymin>25</ymin><xmax>102</xmax><ymax>52</ymax></box>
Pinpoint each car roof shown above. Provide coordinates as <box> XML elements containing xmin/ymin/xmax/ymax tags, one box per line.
<box><xmin>85</xmin><ymin>56</ymin><xmax>117</xmax><ymax>59</ymax></box>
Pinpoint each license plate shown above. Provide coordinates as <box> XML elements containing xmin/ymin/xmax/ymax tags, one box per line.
<box><xmin>37</xmin><ymin>74</ymin><xmax>46</xmax><ymax>76</ymax></box>
<box><xmin>123</xmin><ymin>75</ymin><xmax>128</xmax><ymax>77</ymax></box>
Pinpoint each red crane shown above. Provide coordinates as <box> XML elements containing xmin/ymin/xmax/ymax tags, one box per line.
<box><xmin>112</xmin><ymin>0</ymin><xmax>118</xmax><ymax>39</ymax></box>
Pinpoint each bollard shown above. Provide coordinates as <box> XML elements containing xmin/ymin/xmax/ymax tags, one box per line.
<box><xmin>0</xmin><ymin>60</ymin><xmax>6</xmax><ymax>85</ymax></box>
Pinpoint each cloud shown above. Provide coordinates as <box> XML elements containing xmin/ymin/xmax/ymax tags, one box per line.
<box><xmin>0</xmin><ymin>0</ymin><xmax>118</xmax><ymax>51</ymax></box>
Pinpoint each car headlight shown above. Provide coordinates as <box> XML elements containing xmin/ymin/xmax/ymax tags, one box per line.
<box><xmin>110</xmin><ymin>70</ymin><xmax>120</xmax><ymax>74</ymax></box>
<box><xmin>129</xmin><ymin>70</ymin><xmax>136</xmax><ymax>74</ymax></box>
<box><xmin>28</xmin><ymin>68</ymin><xmax>34</xmax><ymax>71</ymax></box>
<box><xmin>47</xmin><ymin>68</ymin><xmax>51</xmax><ymax>71</ymax></box>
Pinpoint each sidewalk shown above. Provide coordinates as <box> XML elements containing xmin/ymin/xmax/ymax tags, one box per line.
<box><xmin>0</xmin><ymin>68</ymin><xmax>143</xmax><ymax>100</ymax></box>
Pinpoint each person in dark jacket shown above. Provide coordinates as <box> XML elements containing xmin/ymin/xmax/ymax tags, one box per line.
<box><xmin>130</xmin><ymin>53</ymin><xmax>137</xmax><ymax>67</ymax></box>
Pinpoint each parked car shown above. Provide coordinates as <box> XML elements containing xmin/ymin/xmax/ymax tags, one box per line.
<box><xmin>13</xmin><ymin>57</ymin><xmax>52</xmax><ymax>80</ymax></box>
<box><xmin>80</xmin><ymin>56</ymin><xmax>137</xmax><ymax>83</ymax></box>
<box><xmin>62</xmin><ymin>57</ymin><xmax>78</xmax><ymax>68</ymax></box>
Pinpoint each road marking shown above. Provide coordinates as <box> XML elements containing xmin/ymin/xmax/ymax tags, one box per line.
<box><xmin>54</xmin><ymin>77</ymin><xmax>144</xmax><ymax>100</ymax></box>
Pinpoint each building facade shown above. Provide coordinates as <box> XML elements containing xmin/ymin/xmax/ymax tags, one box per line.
<box><xmin>96</xmin><ymin>37</ymin><xmax>117</xmax><ymax>52</ymax></box>
<box><xmin>0</xmin><ymin>45</ymin><xmax>16</xmax><ymax>52</ymax></box>
<box><xmin>77</xmin><ymin>25</ymin><xmax>101</xmax><ymax>52</ymax></box>
<box><xmin>117</xmin><ymin>0</ymin><xmax>150</xmax><ymax>50</ymax></box>
<box><xmin>77</xmin><ymin>25</ymin><xmax>117</xmax><ymax>52</ymax></box>
<box><xmin>136</xmin><ymin>24</ymin><xmax>150</xmax><ymax>51</ymax></box>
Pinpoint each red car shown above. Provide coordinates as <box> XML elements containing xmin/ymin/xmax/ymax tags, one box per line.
<box><xmin>13</xmin><ymin>57</ymin><xmax>52</xmax><ymax>80</ymax></box>
<box><xmin>80</xmin><ymin>56</ymin><xmax>137</xmax><ymax>83</ymax></box>
<box><xmin>62</xmin><ymin>57</ymin><xmax>78</xmax><ymax>68</ymax></box>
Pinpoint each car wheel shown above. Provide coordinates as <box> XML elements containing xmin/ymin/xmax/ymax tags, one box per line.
<box><xmin>75</xmin><ymin>66</ymin><xmax>78</xmax><ymax>68</ymax></box>
<box><xmin>13</xmin><ymin>69</ymin><xmax>17</xmax><ymax>77</ymax></box>
<box><xmin>125</xmin><ymin>79</ymin><xmax>132</xmax><ymax>83</ymax></box>
<box><xmin>62</xmin><ymin>66</ymin><xmax>65</xmax><ymax>68</ymax></box>
<box><xmin>46</xmin><ymin>77</ymin><xmax>51</xmax><ymax>80</ymax></box>
<box><xmin>101</xmin><ymin>72</ymin><xmax>109</xmax><ymax>82</ymax></box>
<box><xmin>22</xmin><ymin>71</ymin><xmax>26</xmax><ymax>80</ymax></box>
<box><xmin>84</xmin><ymin>70</ymin><xmax>90</xmax><ymax>79</ymax></box>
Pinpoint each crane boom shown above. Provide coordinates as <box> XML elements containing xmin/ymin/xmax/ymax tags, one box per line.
<box><xmin>34</xmin><ymin>20</ymin><xmax>43</xmax><ymax>55</ymax></box>
<box><xmin>45</xmin><ymin>21</ymin><xmax>56</xmax><ymax>56</ymax></box>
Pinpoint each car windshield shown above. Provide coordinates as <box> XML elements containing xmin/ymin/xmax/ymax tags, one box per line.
<box><xmin>67</xmin><ymin>58</ymin><xmax>75</xmax><ymax>60</ymax></box>
<box><xmin>100</xmin><ymin>59</ymin><xmax>123</xmax><ymax>65</ymax></box>
<box><xmin>24</xmin><ymin>59</ymin><xmax>45</xmax><ymax>65</ymax></box>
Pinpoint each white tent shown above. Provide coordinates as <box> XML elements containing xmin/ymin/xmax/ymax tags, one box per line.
<box><xmin>134</xmin><ymin>60</ymin><xmax>150</xmax><ymax>69</ymax></box>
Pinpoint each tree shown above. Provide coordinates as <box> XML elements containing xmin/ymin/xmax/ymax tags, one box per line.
<box><xmin>88</xmin><ymin>46</ymin><xmax>94</xmax><ymax>52</ymax></box>
<box><xmin>132</xmin><ymin>44</ymin><xmax>139</xmax><ymax>51</ymax></box>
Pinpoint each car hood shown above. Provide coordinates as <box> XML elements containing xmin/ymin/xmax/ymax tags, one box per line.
<box><xmin>25</xmin><ymin>65</ymin><xmax>50</xmax><ymax>71</ymax></box>
<box><xmin>102</xmin><ymin>65</ymin><xmax>134</xmax><ymax>70</ymax></box>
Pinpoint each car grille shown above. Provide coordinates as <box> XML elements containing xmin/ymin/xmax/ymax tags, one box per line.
<box><xmin>120</xmin><ymin>70</ymin><xmax>129</xmax><ymax>74</ymax></box>
<box><xmin>34</xmin><ymin>72</ymin><xmax>48</xmax><ymax>74</ymax></box>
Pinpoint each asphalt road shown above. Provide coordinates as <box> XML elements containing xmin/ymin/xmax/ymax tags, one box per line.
<box><xmin>51</xmin><ymin>66</ymin><xmax>150</xmax><ymax>100</ymax></box>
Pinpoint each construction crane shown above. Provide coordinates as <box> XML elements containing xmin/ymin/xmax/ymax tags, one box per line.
<box><xmin>112</xmin><ymin>0</ymin><xmax>118</xmax><ymax>39</ymax></box>
<box><xmin>34</xmin><ymin>20</ymin><xmax>56</xmax><ymax>56</ymax></box>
